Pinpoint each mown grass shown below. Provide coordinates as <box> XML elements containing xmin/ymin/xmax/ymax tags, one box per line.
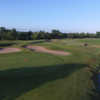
<box><xmin>0</xmin><ymin>39</ymin><xmax>100</xmax><ymax>100</ymax></box>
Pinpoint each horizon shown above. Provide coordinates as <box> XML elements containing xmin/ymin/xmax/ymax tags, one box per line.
<box><xmin>0</xmin><ymin>27</ymin><xmax>97</xmax><ymax>34</ymax></box>
<box><xmin>0</xmin><ymin>0</ymin><xmax>100</xmax><ymax>33</ymax></box>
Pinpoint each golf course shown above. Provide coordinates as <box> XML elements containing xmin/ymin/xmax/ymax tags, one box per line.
<box><xmin>0</xmin><ymin>39</ymin><xmax>100</xmax><ymax>100</ymax></box>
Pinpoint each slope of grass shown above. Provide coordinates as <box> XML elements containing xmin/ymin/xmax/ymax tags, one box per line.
<box><xmin>0</xmin><ymin>39</ymin><xmax>100</xmax><ymax>100</ymax></box>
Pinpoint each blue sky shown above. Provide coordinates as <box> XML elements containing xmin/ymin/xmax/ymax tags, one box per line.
<box><xmin>0</xmin><ymin>0</ymin><xmax>100</xmax><ymax>32</ymax></box>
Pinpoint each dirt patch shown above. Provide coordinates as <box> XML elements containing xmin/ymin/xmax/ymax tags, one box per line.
<box><xmin>92</xmin><ymin>45</ymin><xmax>100</xmax><ymax>48</ymax></box>
<box><xmin>0</xmin><ymin>48</ymin><xmax>21</xmax><ymax>54</ymax></box>
<box><xmin>26</xmin><ymin>46</ymin><xmax>70</xmax><ymax>56</ymax></box>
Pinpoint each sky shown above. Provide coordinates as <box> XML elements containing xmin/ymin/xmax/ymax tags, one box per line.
<box><xmin>0</xmin><ymin>0</ymin><xmax>100</xmax><ymax>33</ymax></box>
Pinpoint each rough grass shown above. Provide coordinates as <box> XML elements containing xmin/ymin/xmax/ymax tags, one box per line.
<box><xmin>0</xmin><ymin>39</ymin><xmax>100</xmax><ymax>100</ymax></box>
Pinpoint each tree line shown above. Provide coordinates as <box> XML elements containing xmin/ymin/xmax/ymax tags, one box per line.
<box><xmin>0</xmin><ymin>27</ymin><xmax>100</xmax><ymax>40</ymax></box>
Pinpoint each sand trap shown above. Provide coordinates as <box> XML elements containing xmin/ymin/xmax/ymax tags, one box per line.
<box><xmin>26</xmin><ymin>46</ymin><xmax>70</xmax><ymax>56</ymax></box>
<box><xmin>91</xmin><ymin>45</ymin><xmax>100</xmax><ymax>48</ymax></box>
<box><xmin>0</xmin><ymin>48</ymin><xmax>21</xmax><ymax>54</ymax></box>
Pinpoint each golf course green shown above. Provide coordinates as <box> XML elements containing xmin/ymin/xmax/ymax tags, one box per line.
<box><xmin>0</xmin><ymin>39</ymin><xmax>100</xmax><ymax>100</ymax></box>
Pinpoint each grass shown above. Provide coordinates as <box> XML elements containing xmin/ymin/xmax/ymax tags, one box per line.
<box><xmin>0</xmin><ymin>39</ymin><xmax>100</xmax><ymax>100</ymax></box>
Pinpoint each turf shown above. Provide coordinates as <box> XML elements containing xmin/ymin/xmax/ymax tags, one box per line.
<box><xmin>0</xmin><ymin>39</ymin><xmax>100</xmax><ymax>100</ymax></box>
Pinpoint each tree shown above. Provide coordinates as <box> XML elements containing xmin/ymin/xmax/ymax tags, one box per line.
<box><xmin>11</xmin><ymin>28</ymin><xmax>18</xmax><ymax>40</ymax></box>
<box><xmin>5</xmin><ymin>31</ymin><xmax>14</xmax><ymax>40</ymax></box>
<box><xmin>51</xmin><ymin>29</ymin><xmax>62</xmax><ymax>39</ymax></box>
<box><xmin>36</xmin><ymin>31</ymin><xmax>46</xmax><ymax>39</ymax></box>
<box><xmin>27</xmin><ymin>31</ymin><xmax>33</xmax><ymax>40</ymax></box>
<box><xmin>79</xmin><ymin>32</ymin><xmax>86</xmax><ymax>38</ymax></box>
<box><xmin>96</xmin><ymin>32</ymin><xmax>100</xmax><ymax>38</ymax></box>
<box><xmin>18</xmin><ymin>32</ymin><xmax>28</xmax><ymax>40</ymax></box>
<box><xmin>0</xmin><ymin>27</ymin><xmax>98</xmax><ymax>40</ymax></box>
<box><xmin>67</xmin><ymin>33</ymin><xmax>74</xmax><ymax>38</ymax></box>
<box><xmin>0</xmin><ymin>27</ymin><xmax>6</xmax><ymax>40</ymax></box>
<box><xmin>32</xmin><ymin>32</ymin><xmax>39</xmax><ymax>40</ymax></box>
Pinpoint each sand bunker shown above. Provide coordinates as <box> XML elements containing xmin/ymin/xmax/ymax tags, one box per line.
<box><xmin>0</xmin><ymin>48</ymin><xmax>21</xmax><ymax>54</ymax></box>
<box><xmin>91</xmin><ymin>45</ymin><xmax>100</xmax><ymax>48</ymax></box>
<box><xmin>26</xmin><ymin>46</ymin><xmax>70</xmax><ymax>56</ymax></box>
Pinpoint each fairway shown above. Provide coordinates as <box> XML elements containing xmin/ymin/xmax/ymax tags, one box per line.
<box><xmin>26</xmin><ymin>45</ymin><xmax>70</xmax><ymax>56</ymax></box>
<box><xmin>0</xmin><ymin>39</ymin><xmax>100</xmax><ymax>100</ymax></box>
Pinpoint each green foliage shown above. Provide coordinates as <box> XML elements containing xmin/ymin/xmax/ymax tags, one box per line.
<box><xmin>0</xmin><ymin>27</ymin><xmax>6</xmax><ymax>40</ymax></box>
<box><xmin>96</xmin><ymin>32</ymin><xmax>100</xmax><ymax>38</ymax></box>
<box><xmin>0</xmin><ymin>27</ymin><xmax>98</xmax><ymax>40</ymax></box>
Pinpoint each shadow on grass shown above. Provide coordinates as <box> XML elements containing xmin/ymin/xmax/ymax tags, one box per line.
<box><xmin>22</xmin><ymin>40</ymin><xmax>46</xmax><ymax>48</ymax></box>
<box><xmin>0</xmin><ymin>63</ymin><xmax>86</xmax><ymax>100</ymax></box>
<box><xmin>89</xmin><ymin>68</ymin><xmax>100</xmax><ymax>100</ymax></box>
<box><xmin>0</xmin><ymin>42</ymin><xmax>17</xmax><ymax>47</ymax></box>
<box><xmin>30</xmin><ymin>40</ymin><xmax>46</xmax><ymax>44</ymax></box>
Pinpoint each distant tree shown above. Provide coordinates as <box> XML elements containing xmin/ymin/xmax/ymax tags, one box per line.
<box><xmin>61</xmin><ymin>33</ymin><xmax>68</xmax><ymax>38</ymax></box>
<box><xmin>89</xmin><ymin>33</ymin><xmax>96</xmax><ymax>38</ymax></box>
<box><xmin>18</xmin><ymin>32</ymin><xmax>27</xmax><ymax>40</ymax></box>
<box><xmin>0</xmin><ymin>27</ymin><xmax>6</xmax><ymax>40</ymax></box>
<box><xmin>5</xmin><ymin>31</ymin><xmax>14</xmax><ymax>40</ymax></box>
<box><xmin>0</xmin><ymin>27</ymin><xmax>98</xmax><ymax>40</ymax></box>
<box><xmin>11</xmin><ymin>28</ymin><xmax>18</xmax><ymax>40</ymax></box>
<box><xmin>37</xmin><ymin>31</ymin><xmax>47</xmax><ymax>39</ymax></box>
<box><xmin>67</xmin><ymin>33</ymin><xmax>74</xmax><ymax>39</ymax></box>
<box><xmin>51</xmin><ymin>29</ymin><xmax>62</xmax><ymax>39</ymax></box>
<box><xmin>27</xmin><ymin>31</ymin><xmax>33</xmax><ymax>40</ymax></box>
<box><xmin>79</xmin><ymin>33</ymin><xmax>86</xmax><ymax>38</ymax></box>
<box><xmin>32</xmin><ymin>31</ymin><xmax>51</xmax><ymax>40</ymax></box>
<box><xmin>73</xmin><ymin>33</ymin><xmax>80</xmax><ymax>38</ymax></box>
<box><xmin>45</xmin><ymin>32</ymin><xmax>52</xmax><ymax>39</ymax></box>
<box><xmin>32</xmin><ymin>32</ymin><xmax>39</xmax><ymax>40</ymax></box>
<box><xmin>96</xmin><ymin>32</ymin><xmax>100</xmax><ymax>38</ymax></box>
